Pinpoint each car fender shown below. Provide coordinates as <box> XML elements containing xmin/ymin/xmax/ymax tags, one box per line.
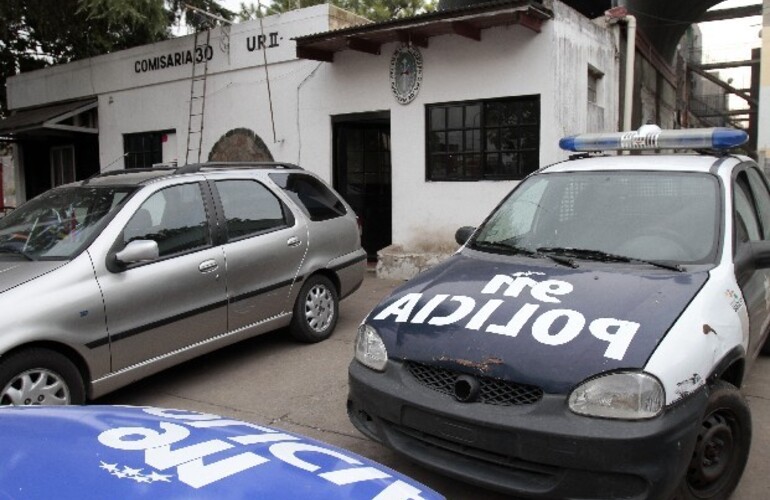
<box><xmin>645</xmin><ymin>262</ymin><xmax>748</xmax><ymax>405</ymax></box>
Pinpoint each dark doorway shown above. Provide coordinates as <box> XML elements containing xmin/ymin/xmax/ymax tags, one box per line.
<box><xmin>21</xmin><ymin>134</ymin><xmax>100</xmax><ymax>199</ymax></box>
<box><xmin>333</xmin><ymin>113</ymin><xmax>391</xmax><ymax>260</ymax></box>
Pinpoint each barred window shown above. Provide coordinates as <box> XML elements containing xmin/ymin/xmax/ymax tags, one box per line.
<box><xmin>426</xmin><ymin>95</ymin><xmax>540</xmax><ymax>181</ymax></box>
<box><xmin>124</xmin><ymin>130</ymin><xmax>173</xmax><ymax>169</ymax></box>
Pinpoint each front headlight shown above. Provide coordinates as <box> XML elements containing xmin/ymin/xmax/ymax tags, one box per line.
<box><xmin>354</xmin><ymin>324</ymin><xmax>388</xmax><ymax>371</ymax></box>
<box><xmin>568</xmin><ymin>372</ymin><xmax>664</xmax><ymax>420</ymax></box>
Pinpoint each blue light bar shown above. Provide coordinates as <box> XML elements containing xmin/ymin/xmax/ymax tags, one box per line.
<box><xmin>559</xmin><ymin>126</ymin><xmax>748</xmax><ymax>152</ymax></box>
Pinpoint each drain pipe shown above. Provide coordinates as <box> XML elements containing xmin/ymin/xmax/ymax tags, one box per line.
<box><xmin>606</xmin><ymin>7</ymin><xmax>636</xmax><ymax>131</ymax></box>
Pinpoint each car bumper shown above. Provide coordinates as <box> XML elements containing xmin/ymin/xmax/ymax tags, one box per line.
<box><xmin>347</xmin><ymin>359</ymin><xmax>708</xmax><ymax>500</ymax></box>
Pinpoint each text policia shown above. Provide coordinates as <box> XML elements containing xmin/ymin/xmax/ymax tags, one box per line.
<box><xmin>373</xmin><ymin>272</ymin><xmax>640</xmax><ymax>361</ymax></box>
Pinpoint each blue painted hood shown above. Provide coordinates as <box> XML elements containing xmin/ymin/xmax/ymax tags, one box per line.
<box><xmin>368</xmin><ymin>252</ymin><xmax>708</xmax><ymax>393</ymax></box>
<box><xmin>0</xmin><ymin>405</ymin><xmax>444</xmax><ymax>499</ymax></box>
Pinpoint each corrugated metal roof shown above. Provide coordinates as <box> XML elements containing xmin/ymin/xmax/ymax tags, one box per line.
<box><xmin>0</xmin><ymin>98</ymin><xmax>97</xmax><ymax>135</ymax></box>
<box><xmin>293</xmin><ymin>0</ymin><xmax>553</xmax><ymax>62</ymax></box>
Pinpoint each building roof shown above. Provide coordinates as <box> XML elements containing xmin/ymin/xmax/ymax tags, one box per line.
<box><xmin>0</xmin><ymin>98</ymin><xmax>97</xmax><ymax>137</ymax></box>
<box><xmin>293</xmin><ymin>0</ymin><xmax>553</xmax><ymax>62</ymax></box>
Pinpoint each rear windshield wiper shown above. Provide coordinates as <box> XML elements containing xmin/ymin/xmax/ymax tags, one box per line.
<box><xmin>537</xmin><ymin>247</ymin><xmax>683</xmax><ymax>272</ymax></box>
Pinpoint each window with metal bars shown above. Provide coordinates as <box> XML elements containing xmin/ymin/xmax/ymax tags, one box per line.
<box><xmin>123</xmin><ymin>130</ymin><xmax>173</xmax><ymax>169</ymax></box>
<box><xmin>426</xmin><ymin>95</ymin><xmax>540</xmax><ymax>181</ymax></box>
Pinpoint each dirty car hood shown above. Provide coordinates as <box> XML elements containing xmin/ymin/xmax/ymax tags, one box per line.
<box><xmin>0</xmin><ymin>260</ymin><xmax>65</xmax><ymax>294</ymax></box>
<box><xmin>367</xmin><ymin>253</ymin><xmax>708</xmax><ymax>394</ymax></box>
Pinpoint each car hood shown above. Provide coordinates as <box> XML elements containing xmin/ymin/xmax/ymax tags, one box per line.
<box><xmin>0</xmin><ymin>405</ymin><xmax>443</xmax><ymax>499</ymax></box>
<box><xmin>0</xmin><ymin>260</ymin><xmax>65</xmax><ymax>294</ymax></box>
<box><xmin>367</xmin><ymin>253</ymin><xmax>708</xmax><ymax>394</ymax></box>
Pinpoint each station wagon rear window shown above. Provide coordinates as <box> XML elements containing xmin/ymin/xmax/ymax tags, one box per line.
<box><xmin>270</xmin><ymin>173</ymin><xmax>347</xmax><ymax>221</ymax></box>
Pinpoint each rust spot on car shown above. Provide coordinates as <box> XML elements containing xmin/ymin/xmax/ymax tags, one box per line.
<box><xmin>702</xmin><ymin>324</ymin><xmax>717</xmax><ymax>336</ymax></box>
<box><xmin>437</xmin><ymin>356</ymin><xmax>503</xmax><ymax>373</ymax></box>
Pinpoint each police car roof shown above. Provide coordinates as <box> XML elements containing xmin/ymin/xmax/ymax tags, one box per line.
<box><xmin>542</xmin><ymin>153</ymin><xmax>747</xmax><ymax>174</ymax></box>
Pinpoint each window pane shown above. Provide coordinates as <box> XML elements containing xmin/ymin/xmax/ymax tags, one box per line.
<box><xmin>447</xmin><ymin>154</ymin><xmax>463</xmax><ymax>179</ymax></box>
<box><xmin>500</xmin><ymin>128</ymin><xmax>515</xmax><ymax>150</ymax></box>
<box><xmin>429</xmin><ymin>132</ymin><xmax>446</xmax><ymax>153</ymax></box>
<box><xmin>430</xmin><ymin>107</ymin><xmax>446</xmax><ymax>131</ymax></box>
<box><xmin>429</xmin><ymin>154</ymin><xmax>447</xmax><ymax>180</ymax></box>
<box><xmin>217</xmin><ymin>180</ymin><xmax>286</xmax><ymax>239</ymax></box>
<box><xmin>269</xmin><ymin>173</ymin><xmax>347</xmax><ymax>221</ymax></box>
<box><xmin>126</xmin><ymin>183</ymin><xmax>208</xmax><ymax>257</ymax></box>
<box><xmin>465</xmin><ymin>104</ymin><xmax>481</xmax><ymax>128</ymax></box>
<box><xmin>465</xmin><ymin>130</ymin><xmax>480</xmax><ymax>152</ymax></box>
<box><xmin>447</xmin><ymin>131</ymin><xmax>462</xmax><ymax>153</ymax></box>
<box><xmin>448</xmin><ymin>106</ymin><xmax>463</xmax><ymax>129</ymax></box>
<box><xmin>465</xmin><ymin>154</ymin><xmax>482</xmax><ymax>179</ymax></box>
<box><xmin>486</xmin><ymin>129</ymin><xmax>500</xmax><ymax>151</ymax></box>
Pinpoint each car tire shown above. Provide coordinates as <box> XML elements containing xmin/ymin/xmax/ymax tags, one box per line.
<box><xmin>289</xmin><ymin>274</ymin><xmax>339</xmax><ymax>343</ymax></box>
<box><xmin>672</xmin><ymin>380</ymin><xmax>751</xmax><ymax>500</ymax></box>
<box><xmin>0</xmin><ymin>348</ymin><xmax>85</xmax><ymax>406</ymax></box>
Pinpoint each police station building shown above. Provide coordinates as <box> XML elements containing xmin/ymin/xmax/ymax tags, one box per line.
<box><xmin>0</xmin><ymin>0</ymin><xmax>623</xmax><ymax>277</ymax></box>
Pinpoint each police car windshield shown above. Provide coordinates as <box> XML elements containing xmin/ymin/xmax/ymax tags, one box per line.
<box><xmin>472</xmin><ymin>171</ymin><xmax>720</xmax><ymax>266</ymax></box>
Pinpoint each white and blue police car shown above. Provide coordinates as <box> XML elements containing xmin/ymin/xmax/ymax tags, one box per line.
<box><xmin>0</xmin><ymin>405</ymin><xmax>443</xmax><ymax>499</ymax></box>
<box><xmin>348</xmin><ymin>126</ymin><xmax>767</xmax><ymax>500</ymax></box>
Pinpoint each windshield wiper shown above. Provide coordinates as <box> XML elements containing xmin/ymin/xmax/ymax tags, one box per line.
<box><xmin>472</xmin><ymin>240</ymin><xmax>537</xmax><ymax>256</ymax></box>
<box><xmin>537</xmin><ymin>247</ymin><xmax>684</xmax><ymax>272</ymax></box>
<box><xmin>471</xmin><ymin>241</ymin><xmax>578</xmax><ymax>268</ymax></box>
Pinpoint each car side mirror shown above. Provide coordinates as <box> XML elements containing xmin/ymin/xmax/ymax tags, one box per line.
<box><xmin>455</xmin><ymin>226</ymin><xmax>476</xmax><ymax>246</ymax></box>
<box><xmin>115</xmin><ymin>239</ymin><xmax>159</xmax><ymax>265</ymax></box>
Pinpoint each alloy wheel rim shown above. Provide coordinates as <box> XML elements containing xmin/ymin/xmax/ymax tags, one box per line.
<box><xmin>304</xmin><ymin>284</ymin><xmax>334</xmax><ymax>333</ymax></box>
<box><xmin>0</xmin><ymin>368</ymin><xmax>71</xmax><ymax>405</ymax></box>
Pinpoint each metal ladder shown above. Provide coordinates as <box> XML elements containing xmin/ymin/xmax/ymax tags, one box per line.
<box><xmin>185</xmin><ymin>28</ymin><xmax>211</xmax><ymax>165</ymax></box>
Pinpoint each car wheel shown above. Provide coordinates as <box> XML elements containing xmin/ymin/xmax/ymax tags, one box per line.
<box><xmin>0</xmin><ymin>348</ymin><xmax>85</xmax><ymax>406</ymax></box>
<box><xmin>289</xmin><ymin>275</ymin><xmax>339</xmax><ymax>343</ymax></box>
<box><xmin>672</xmin><ymin>380</ymin><xmax>751</xmax><ymax>500</ymax></box>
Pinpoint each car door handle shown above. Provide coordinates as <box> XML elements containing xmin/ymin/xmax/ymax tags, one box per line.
<box><xmin>287</xmin><ymin>236</ymin><xmax>301</xmax><ymax>247</ymax></box>
<box><xmin>199</xmin><ymin>260</ymin><xmax>219</xmax><ymax>273</ymax></box>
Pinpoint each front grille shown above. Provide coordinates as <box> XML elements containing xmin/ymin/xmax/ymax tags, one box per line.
<box><xmin>405</xmin><ymin>361</ymin><xmax>543</xmax><ymax>406</ymax></box>
<box><xmin>389</xmin><ymin>422</ymin><xmax>559</xmax><ymax>482</ymax></box>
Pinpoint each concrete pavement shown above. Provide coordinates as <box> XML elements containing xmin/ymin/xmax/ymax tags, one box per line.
<box><xmin>100</xmin><ymin>273</ymin><xmax>770</xmax><ymax>499</ymax></box>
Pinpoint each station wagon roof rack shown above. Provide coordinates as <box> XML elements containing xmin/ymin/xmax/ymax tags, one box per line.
<box><xmin>175</xmin><ymin>162</ymin><xmax>303</xmax><ymax>174</ymax></box>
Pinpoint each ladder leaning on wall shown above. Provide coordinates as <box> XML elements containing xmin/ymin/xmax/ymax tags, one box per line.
<box><xmin>185</xmin><ymin>28</ymin><xmax>211</xmax><ymax>165</ymax></box>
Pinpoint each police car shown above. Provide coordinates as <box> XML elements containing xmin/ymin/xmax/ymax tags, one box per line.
<box><xmin>0</xmin><ymin>405</ymin><xmax>443</xmax><ymax>499</ymax></box>
<box><xmin>348</xmin><ymin>126</ymin><xmax>767</xmax><ymax>500</ymax></box>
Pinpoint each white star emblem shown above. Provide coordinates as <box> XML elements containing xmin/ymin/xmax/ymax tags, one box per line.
<box><xmin>122</xmin><ymin>466</ymin><xmax>143</xmax><ymax>477</ymax></box>
<box><xmin>147</xmin><ymin>471</ymin><xmax>173</xmax><ymax>483</ymax></box>
<box><xmin>99</xmin><ymin>462</ymin><xmax>119</xmax><ymax>473</ymax></box>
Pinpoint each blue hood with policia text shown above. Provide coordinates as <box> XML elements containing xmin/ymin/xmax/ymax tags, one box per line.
<box><xmin>367</xmin><ymin>253</ymin><xmax>709</xmax><ymax>394</ymax></box>
<box><xmin>0</xmin><ymin>405</ymin><xmax>444</xmax><ymax>499</ymax></box>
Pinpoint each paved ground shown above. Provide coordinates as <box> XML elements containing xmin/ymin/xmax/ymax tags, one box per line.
<box><xmin>100</xmin><ymin>273</ymin><xmax>770</xmax><ymax>499</ymax></box>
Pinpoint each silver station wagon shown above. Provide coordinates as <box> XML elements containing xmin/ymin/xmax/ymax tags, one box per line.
<box><xmin>0</xmin><ymin>163</ymin><xmax>365</xmax><ymax>405</ymax></box>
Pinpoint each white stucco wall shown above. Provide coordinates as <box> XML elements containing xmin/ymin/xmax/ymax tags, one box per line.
<box><xmin>299</xmin><ymin>1</ymin><xmax>618</xmax><ymax>249</ymax></box>
<box><xmin>5</xmin><ymin>1</ymin><xmax>618</xmax><ymax>252</ymax></box>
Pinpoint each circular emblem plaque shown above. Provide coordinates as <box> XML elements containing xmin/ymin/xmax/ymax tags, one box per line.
<box><xmin>390</xmin><ymin>46</ymin><xmax>423</xmax><ymax>105</ymax></box>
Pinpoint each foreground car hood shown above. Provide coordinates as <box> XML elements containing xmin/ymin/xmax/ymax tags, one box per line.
<box><xmin>0</xmin><ymin>260</ymin><xmax>65</xmax><ymax>293</ymax></box>
<box><xmin>0</xmin><ymin>406</ymin><xmax>443</xmax><ymax>499</ymax></box>
<box><xmin>368</xmin><ymin>253</ymin><xmax>708</xmax><ymax>394</ymax></box>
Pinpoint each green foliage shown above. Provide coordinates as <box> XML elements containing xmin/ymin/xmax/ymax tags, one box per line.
<box><xmin>0</xmin><ymin>0</ymin><xmax>235</xmax><ymax>115</ymax></box>
<box><xmin>239</xmin><ymin>0</ymin><xmax>437</xmax><ymax>23</ymax></box>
